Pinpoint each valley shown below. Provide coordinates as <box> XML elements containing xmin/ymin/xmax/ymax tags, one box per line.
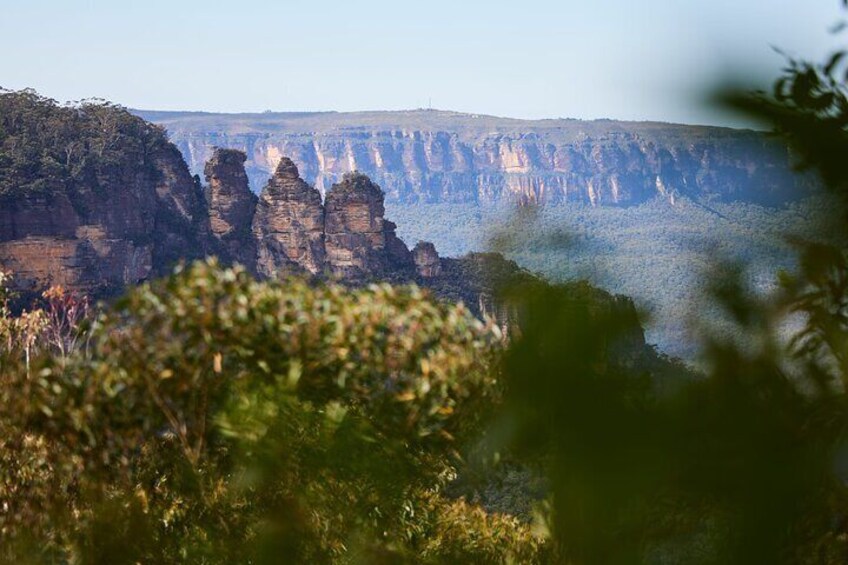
<box><xmin>388</xmin><ymin>196</ymin><xmax>832</xmax><ymax>358</ymax></box>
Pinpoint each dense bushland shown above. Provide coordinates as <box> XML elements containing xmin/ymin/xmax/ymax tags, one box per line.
<box><xmin>389</xmin><ymin>193</ymin><xmax>840</xmax><ymax>360</ymax></box>
<box><xmin>0</xmin><ymin>88</ymin><xmax>172</xmax><ymax>203</ymax></box>
<box><xmin>0</xmin><ymin>261</ymin><xmax>553</xmax><ymax>563</ymax></box>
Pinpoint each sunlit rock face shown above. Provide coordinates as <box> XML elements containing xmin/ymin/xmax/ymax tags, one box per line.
<box><xmin>206</xmin><ymin>152</ymin><xmax>416</xmax><ymax>282</ymax></box>
<box><xmin>139</xmin><ymin>109</ymin><xmax>806</xmax><ymax>207</ymax></box>
<box><xmin>205</xmin><ymin>148</ymin><xmax>257</xmax><ymax>270</ymax></box>
<box><xmin>252</xmin><ymin>157</ymin><xmax>326</xmax><ymax>277</ymax></box>
<box><xmin>0</xmin><ymin>137</ymin><xmax>212</xmax><ymax>296</ymax></box>
<box><xmin>324</xmin><ymin>172</ymin><xmax>414</xmax><ymax>280</ymax></box>
<box><xmin>4</xmin><ymin>95</ymin><xmax>646</xmax><ymax>349</ymax></box>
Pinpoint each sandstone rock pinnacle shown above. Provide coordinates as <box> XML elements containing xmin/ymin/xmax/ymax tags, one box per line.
<box><xmin>253</xmin><ymin>157</ymin><xmax>326</xmax><ymax>276</ymax></box>
<box><xmin>412</xmin><ymin>241</ymin><xmax>442</xmax><ymax>278</ymax></box>
<box><xmin>204</xmin><ymin>148</ymin><xmax>257</xmax><ymax>270</ymax></box>
<box><xmin>324</xmin><ymin>172</ymin><xmax>415</xmax><ymax>280</ymax></box>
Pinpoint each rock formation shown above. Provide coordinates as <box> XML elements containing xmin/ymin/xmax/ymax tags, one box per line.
<box><xmin>246</xmin><ymin>157</ymin><xmax>418</xmax><ymax>282</ymax></box>
<box><xmin>204</xmin><ymin>148</ymin><xmax>257</xmax><ymax>269</ymax></box>
<box><xmin>146</xmin><ymin>142</ymin><xmax>215</xmax><ymax>275</ymax></box>
<box><xmin>253</xmin><ymin>157</ymin><xmax>326</xmax><ymax>277</ymax></box>
<box><xmin>139</xmin><ymin>109</ymin><xmax>809</xmax><ymax>207</ymax></box>
<box><xmin>324</xmin><ymin>172</ymin><xmax>414</xmax><ymax>280</ymax></box>
<box><xmin>0</xmin><ymin>90</ymin><xmax>661</xmax><ymax>368</ymax></box>
<box><xmin>383</xmin><ymin>219</ymin><xmax>417</xmax><ymax>278</ymax></box>
<box><xmin>0</xmin><ymin>92</ymin><xmax>213</xmax><ymax>295</ymax></box>
<box><xmin>412</xmin><ymin>241</ymin><xmax>441</xmax><ymax>278</ymax></box>
<box><xmin>0</xmin><ymin>143</ymin><xmax>215</xmax><ymax>296</ymax></box>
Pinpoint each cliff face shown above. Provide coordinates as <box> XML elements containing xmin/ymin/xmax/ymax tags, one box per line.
<box><xmin>0</xmin><ymin>90</ymin><xmax>657</xmax><ymax>371</ymax></box>
<box><xmin>0</xmin><ymin>92</ymin><xmax>653</xmax><ymax>368</ymax></box>
<box><xmin>0</xmin><ymin>92</ymin><xmax>213</xmax><ymax>295</ymax></box>
<box><xmin>138</xmin><ymin>109</ymin><xmax>806</xmax><ymax>206</ymax></box>
<box><xmin>0</xmin><ymin>146</ymin><xmax>213</xmax><ymax>296</ymax></box>
<box><xmin>253</xmin><ymin>157</ymin><xmax>325</xmax><ymax>276</ymax></box>
<box><xmin>324</xmin><ymin>172</ymin><xmax>415</xmax><ymax>280</ymax></box>
<box><xmin>0</xmin><ymin>90</ymin><xmax>430</xmax><ymax>295</ymax></box>
<box><xmin>205</xmin><ymin>148</ymin><xmax>257</xmax><ymax>269</ymax></box>
<box><xmin>151</xmin><ymin>143</ymin><xmax>216</xmax><ymax>270</ymax></box>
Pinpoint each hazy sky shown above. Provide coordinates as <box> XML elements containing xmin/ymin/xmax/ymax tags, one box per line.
<box><xmin>0</xmin><ymin>0</ymin><xmax>843</xmax><ymax>125</ymax></box>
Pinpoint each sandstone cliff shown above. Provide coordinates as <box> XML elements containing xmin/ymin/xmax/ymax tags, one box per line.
<box><xmin>253</xmin><ymin>157</ymin><xmax>325</xmax><ymax>277</ymax></box>
<box><xmin>204</xmin><ymin>148</ymin><xmax>257</xmax><ymax>269</ymax></box>
<box><xmin>138</xmin><ymin>109</ymin><xmax>807</xmax><ymax>206</ymax></box>
<box><xmin>0</xmin><ymin>90</ymin><xmax>433</xmax><ymax>296</ymax></box>
<box><xmin>0</xmin><ymin>91</ymin><xmax>652</xmax><ymax>366</ymax></box>
<box><xmin>0</xmin><ymin>91</ymin><xmax>214</xmax><ymax>295</ymax></box>
<box><xmin>324</xmin><ymin>172</ymin><xmax>415</xmax><ymax>280</ymax></box>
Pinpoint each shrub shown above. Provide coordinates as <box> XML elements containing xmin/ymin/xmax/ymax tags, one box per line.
<box><xmin>1</xmin><ymin>259</ymin><xmax>547</xmax><ymax>563</ymax></box>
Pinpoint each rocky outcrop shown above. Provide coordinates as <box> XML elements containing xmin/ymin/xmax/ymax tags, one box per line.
<box><xmin>324</xmin><ymin>172</ymin><xmax>414</xmax><ymax>280</ymax></box>
<box><xmin>204</xmin><ymin>148</ymin><xmax>257</xmax><ymax>269</ymax></box>
<box><xmin>0</xmin><ymin>91</ymin><xmax>214</xmax><ymax>296</ymax></box>
<box><xmin>0</xmin><ymin>90</ymin><xmax>661</xmax><ymax>370</ymax></box>
<box><xmin>207</xmin><ymin>152</ymin><xmax>421</xmax><ymax>282</ymax></box>
<box><xmin>383</xmin><ymin>220</ymin><xmax>417</xmax><ymax>278</ymax></box>
<box><xmin>139</xmin><ymin>109</ymin><xmax>809</xmax><ymax>207</ymax></box>
<box><xmin>205</xmin><ymin>151</ymin><xmax>419</xmax><ymax>282</ymax></box>
<box><xmin>150</xmin><ymin>143</ymin><xmax>215</xmax><ymax>270</ymax></box>
<box><xmin>253</xmin><ymin>157</ymin><xmax>325</xmax><ymax>277</ymax></box>
<box><xmin>0</xmin><ymin>145</ymin><xmax>214</xmax><ymax>296</ymax></box>
<box><xmin>200</xmin><ymin>153</ymin><xmax>428</xmax><ymax>283</ymax></box>
<box><xmin>412</xmin><ymin>241</ymin><xmax>441</xmax><ymax>278</ymax></box>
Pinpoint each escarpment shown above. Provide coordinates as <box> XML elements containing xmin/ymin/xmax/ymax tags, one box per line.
<box><xmin>0</xmin><ymin>91</ymin><xmax>654</xmax><ymax>365</ymax></box>
<box><xmin>0</xmin><ymin>90</ymin><xmax>436</xmax><ymax>295</ymax></box>
<box><xmin>0</xmin><ymin>91</ymin><xmax>214</xmax><ymax>295</ymax></box>
<box><xmin>139</xmin><ymin>109</ymin><xmax>809</xmax><ymax>207</ymax></box>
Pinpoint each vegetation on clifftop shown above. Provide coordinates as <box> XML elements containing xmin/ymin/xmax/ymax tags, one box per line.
<box><xmin>0</xmin><ymin>88</ymin><xmax>171</xmax><ymax>203</ymax></box>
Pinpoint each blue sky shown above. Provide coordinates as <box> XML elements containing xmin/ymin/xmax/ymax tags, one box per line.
<box><xmin>0</xmin><ymin>0</ymin><xmax>842</xmax><ymax>125</ymax></box>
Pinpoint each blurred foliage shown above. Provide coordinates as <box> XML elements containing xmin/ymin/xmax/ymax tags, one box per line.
<box><xmin>493</xmin><ymin>265</ymin><xmax>848</xmax><ymax>563</ymax></box>
<box><xmin>389</xmin><ymin>194</ymin><xmax>840</xmax><ymax>360</ymax></box>
<box><xmin>476</xmin><ymin>4</ymin><xmax>848</xmax><ymax>563</ymax></box>
<box><xmin>0</xmin><ymin>260</ymin><xmax>552</xmax><ymax>563</ymax></box>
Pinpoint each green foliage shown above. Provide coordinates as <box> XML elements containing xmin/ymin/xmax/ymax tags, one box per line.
<box><xmin>470</xmin><ymin>9</ymin><xmax>848</xmax><ymax>563</ymax></box>
<box><xmin>491</xmin><ymin>267</ymin><xmax>846</xmax><ymax>563</ymax></box>
<box><xmin>0</xmin><ymin>260</ymin><xmax>550</xmax><ymax>563</ymax></box>
<box><xmin>0</xmin><ymin>88</ymin><xmax>170</xmax><ymax>202</ymax></box>
<box><xmin>94</xmin><ymin>260</ymin><xmax>499</xmax><ymax>450</ymax></box>
<box><xmin>9</xmin><ymin>7</ymin><xmax>848</xmax><ymax>563</ymax></box>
